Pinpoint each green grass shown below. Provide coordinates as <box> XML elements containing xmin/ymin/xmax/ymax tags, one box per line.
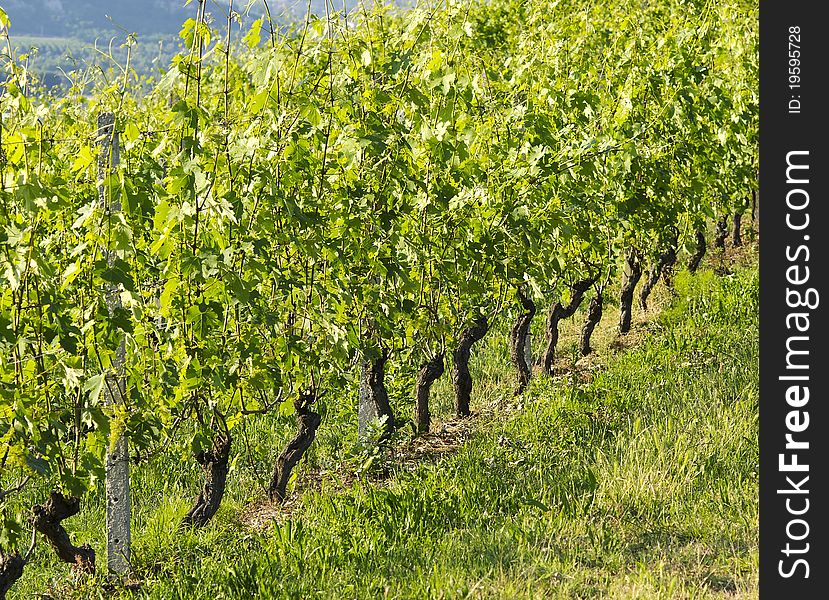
<box><xmin>8</xmin><ymin>262</ymin><xmax>758</xmax><ymax>599</ymax></box>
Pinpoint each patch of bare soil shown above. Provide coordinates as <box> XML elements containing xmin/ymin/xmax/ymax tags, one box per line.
<box><xmin>608</xmin><ymin>316</ymin><xmax>657</xmax><ymax>354</ymax></box>
<box><xmin>709</xmin><ymin>236</ymin><xmax>759</xmax><ymax>274</ymax></box>
<box><xmin>239</xmin><ymin>416</ymin><xmax>484</xmax><ymax>532</ymax></box>
<box><xmin>388</xmin><ymin>417</ymin><xmax>478</xmax><ymax>470</ymax></box>
<box><xmin>238</xmin><ymin>464</ymin><xmax>361</xmax><ymax>531</ymax></box>
<box><xmin>238</xmin><ymin>478</ymin><xmax>312</xmax><ymax>531</ymax></box>
<box><xmin>547</xmin><ymin>353</ymin><xmax>606</xmax><ymax>386</ymax></box>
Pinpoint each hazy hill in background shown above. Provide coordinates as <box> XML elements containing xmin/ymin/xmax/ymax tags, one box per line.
<box><xmin>4</xmin><ymin>0</ymin><xmax>203</xmax><ymax>37</ymax></box>
<box><xmin>1</xmin><ymin>0</ymin><xmax>366</xmax><ymax>87</ymax></box>
<box><xmin>2</xmin><ymin>1</ymin><xmax>350</xmax><ymax>37</ymax></box>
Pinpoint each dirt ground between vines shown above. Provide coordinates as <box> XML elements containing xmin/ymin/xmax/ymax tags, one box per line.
<box><xmin>238</xmin><ymin>415</ymin><xmax>485</xmax><ymax>531</ymax></box>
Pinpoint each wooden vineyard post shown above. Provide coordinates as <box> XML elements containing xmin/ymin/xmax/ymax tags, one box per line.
<box><xmin>98</xmin><ymin>113</ymin><xmax>131</xmax><ymax>575</ymax></box>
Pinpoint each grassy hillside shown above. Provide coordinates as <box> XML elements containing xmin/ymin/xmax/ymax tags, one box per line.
<box><xmin>8</xmin><ymin>251</ymin><xmax>759</xmax><ymax>599</ymax></box>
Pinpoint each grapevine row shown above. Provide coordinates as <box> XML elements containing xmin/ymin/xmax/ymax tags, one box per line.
<box><xmin>0</xmin><ymin>0</ymin><xmax>756</xmax><ymax>593</ymax></box>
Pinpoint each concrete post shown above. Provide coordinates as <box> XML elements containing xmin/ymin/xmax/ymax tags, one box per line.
<box><xmin>98</xmin><ymin>113</ymin><xmax>130</xmax><ymax>575</ymax></box>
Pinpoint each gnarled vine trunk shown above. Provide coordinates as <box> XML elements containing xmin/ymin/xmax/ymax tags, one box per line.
<box><xmin>618</xmin><ymin>250</ymin><xmax>642</xmax><ymax>334</ymax></box>
<box><xmin>579</xmin><ymin>292</ymin><xmax>604</xmax><ymax>356</ymax></box>
<box><xmin>687</xmin><ymin>230</ymin><xmax>707</xmax><ymax>273</ymax></box>
<box><xmin>268</xmin><ymin>392</ymin><xmax>321</xmax><ymax>502</ymax></box>
<box><xmin>541</xmin><ymin>276</ymin><xmax>595</xmax><ymax>376</ymax></box>
<box><xmin>0</xmin><ymin>553</ymin><xmax>25</xmax><ymax>600</ymax></box>
<box><xmin>415</xmin><ymin>353</ymin><xmax>445</xmax><ymax>434</ymax></box>
<box><xmin>660</xmin><ymin>243</ymin><xmax>678</xmax><ymax>291</ymax></box>
<box><xmin>452</xmin><ymin>316</ymin><xmax>489</xmax><ymax>417</ymax></box>
<box><xmin>358</xmin><ymin>351</ymin><xmax>395</xmax><ymax>440</ymax></box>
<box><xmin>181</xmin><ymin>434</ymin><xmax>231</xmax><ymax>528</ymax></box>
<box><xmin>714</xmin><ymin>214</ymin><xmax>729</xmax><ymax>249</ymax></box>
<box><xmin>639</xmin><ymin>241</ymin><xmax>678</xmax><ymax>311</ymax></box>
<box><xmin>732</xmin><ymin>211</ymin><xmax>743</xmax><ymax>247</ymax></box>
<box><xmin>32</xmin><ymin>492</ymin><xmax>95</xmax><ymax>574</ymax></box>
<box><xmin>510</xmin><ymin>287</ymin><xmax>537</xmax><ymax>395</ymax></box>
